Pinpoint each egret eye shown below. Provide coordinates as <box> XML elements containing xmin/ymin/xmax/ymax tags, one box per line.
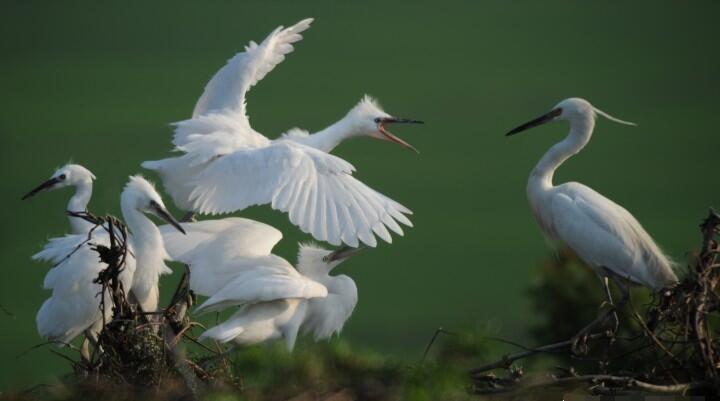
<box><xmin>58</xmin><ymin>174</ymin><xmax>67</xmax><ymax>180</ymax></box>
<box><xmin>373</xmin><ymin>117</ymin><xmax>382</xmax><ymax>123</ymax></box>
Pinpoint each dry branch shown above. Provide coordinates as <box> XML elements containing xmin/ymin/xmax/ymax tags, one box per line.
<box><xmin>471</xmin><ymin>208</ymin><xmax>720</xmax><ymax>396</ymax></box>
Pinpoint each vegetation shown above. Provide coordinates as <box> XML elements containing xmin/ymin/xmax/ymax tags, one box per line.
<box><xmin>4</xmin><ymin>209</ymin><xmax>720</xmax><ymax>400</ymax></box>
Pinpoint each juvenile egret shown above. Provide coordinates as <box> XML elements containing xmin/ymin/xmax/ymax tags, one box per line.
<box><xmin>506</xmin><ymin>98</ymin><xmax>678</xmax><ymax>302</ymax></box>
<box><xmin>22</xmin><ymin>164</ymin><xmax>96</xmax><ymax>234</ymax></box>
<box><xmin>161</xmin><ymin>220</ymin><xmax>358</xmax><ymax>351</ymax></box>
<box><xmin>143</xmin><ymin>18</ymin><xmax>421</xmax><ymax>247</ymax></box>
<box><xmin>34</xmin><ymin>176</ymin><xmax>185</xmax><ymax>344</ymax></box>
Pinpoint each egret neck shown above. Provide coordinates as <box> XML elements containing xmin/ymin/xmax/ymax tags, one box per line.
<box><xmin>67</xmin><ymin>179</ymin><xmax>94</xmax><ymax>234</ymax></box>
<box><xmin>121</xmin><ymin>199</ymin><xmax>168</xmax><ymax>311</ymax></box>
<box><xmin>291</xmin><ymin>116</ymin><xmax>360</xmax><ymax>153</ymax></box>
<box><xmin>528</xmin><ymin>113</ymin><xmax>595</xmax><ymax>194</ymax></box>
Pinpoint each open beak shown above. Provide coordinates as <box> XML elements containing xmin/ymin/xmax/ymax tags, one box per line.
<box><xmin>22</xmin><ymin>177</ymin><xmax>62</xmax><ymax>200</ymax></box>
<box><xmin>323</xmin><ymin>245</ymin><xmax>364</xmax><ymax>263</ymax></box>
<box><xmin>151</xmin><ymin>204</ymin><xmax>186</xmax><ymax>235</ymax></box>
<box><xmin>377</xmin><ymin>117</ymin><xmax>423</xmax><ymax>153</ymax></box>
<box><xmin>506</xmin><ymin>108</ymin><xmax>562</xmax><ymax>136</ymax></box>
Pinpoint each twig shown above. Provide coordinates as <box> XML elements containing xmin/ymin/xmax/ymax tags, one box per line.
<box><xmin>470</xmin><ymin>332</ymin><xmax>607</xmax><ymax>375</ymax></box>
<box><xmin>473</xmin><ymin>374</ymin><xmax>710</xmax><ymax>395</ymax></box>
<box><xmin>421</xmin><ymin>327</ymin><xmax>455</xmax><ymax>362</ymax></box>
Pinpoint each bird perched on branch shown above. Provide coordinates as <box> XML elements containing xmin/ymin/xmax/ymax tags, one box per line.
<box><xmin>143</xmin><ymin>18</ymin><xmax>422</xmax><ymax>247</ymax></box>
<box><xmin>33</xmin><ymin>176</ymin><xmax>185</xmax><ymax>347</ymax></box>
<box><xmin>506</xmin><ymin>98</ymin><xmax>678</xmax><ymax>305</ymax></box>
<box><xmin>22</xmin><ymin>164</ymin><xmax>96</xmax><ymax>234</ymax></box>
<box><xmin>161</xmin><ymin>219</ymin><xmax>359</xmax><ymax>351</ymax></box>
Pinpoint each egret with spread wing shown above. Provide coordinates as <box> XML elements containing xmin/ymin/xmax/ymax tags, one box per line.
<box><xmin>34</xmin><ymin>176</ymin><xmax>185</xmax><ymax>346</ymax></box>
<box><xmin>22</xmin><ymin>164</ymin><xmax>96</xmax><ymax>234</ymax></box>
<box><xmin>161</xmin><ymin>220</ymin><xmax>359</xmax><ymax>351</ymax></box>
<box><xmin>506</xmin><ymin>98</ymin><xmax>678</xmax><ymax>304</ymax></box>
<box><xmin>143</xmin><ymin>18</ymin><xmax>421</xmax><ymax>247</ymax></box>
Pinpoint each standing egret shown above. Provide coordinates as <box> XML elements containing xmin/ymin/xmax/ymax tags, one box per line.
<box><xmin>34</xmin><ymin>176</ymin><xmax>185</xmax><ymax>345</ymax></box>
<box><xmin>22</xmin><ymin>164</ymin><xmax>96</xmax><ymax>234</ymax></box>
<box><xmin>160</xmin><ymin>220</ymin><xmax>359</xmax><ymax>351</ymax></box>
<box><xmin>506</xmin><ymin>98</ymin><xmax>678</xmax><ymax>310</ymax></box>
<box><xmin>142</xmin><ymin>18</ymin><xmax>422</xmax><ymax>247</ymax></box>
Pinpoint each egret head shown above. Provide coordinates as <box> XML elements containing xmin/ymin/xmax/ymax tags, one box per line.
<box><xmin>122</xmin><ymin>175</ymin><xmax>186</xmax><ymax>234</ymax></box>
<box><xmin>505</xmin><ymin>97</ymin><xmax>636</xmax><ymax>136</ymax></box>
<box><xmin>297</xmin><ymin>243</ymin><xmax>362</xmax><ymax>276</ymax></box>
<box><xmin>348</xmin><ymin>95</ymin><xmax>423</xmax><ymax>153</ymax></box>
<box><xmin>22</xmin><ymin>164</ymin><xmax>96</xmax><ymax>200</ymax></box>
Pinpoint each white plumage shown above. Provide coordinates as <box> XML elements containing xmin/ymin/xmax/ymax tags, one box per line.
<box><xmin>34</xmin><ymin>176</ymin><xmax>185</xmax><ymax>344</ymax></box>
<box><xmin>22</xmin><ymin>164</ymin><xmax>96</xmax><ymax>234</ymax></box>
<box><xmin>143</xmin><ymin>18</ymin><xmax>422</xmax><ymax>247</ymax></box>
<box><xmin>507</xmin><ymin>97</ymin><xmax>678</xmax><ymax>291</ymax></box>
<box><xmin>161</xmin><ymin>219</ymin><xmax>358</xmax><ymax>351</ymax></box>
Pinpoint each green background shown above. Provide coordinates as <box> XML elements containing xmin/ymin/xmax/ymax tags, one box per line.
<box><xmin>1</xmin><ymin>0</ymin><xmax>717</xmax><ymax>390</ymax></box>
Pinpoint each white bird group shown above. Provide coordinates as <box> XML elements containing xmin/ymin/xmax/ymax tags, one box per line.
<box><xmin>24</xmin><ymin>18</ymin><xmax>681</xmax><ymax>356</ymax></box>
<box><xmin>25</xmin><ymin>18</ymin><xmax>422</xmax><ymax>353</ymax></box>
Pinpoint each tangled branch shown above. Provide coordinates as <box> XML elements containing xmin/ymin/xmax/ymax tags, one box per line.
<box><xmin>471</xmin><ymin>208</ymin><xmax>720</xmax><ymax>396</ymax></box>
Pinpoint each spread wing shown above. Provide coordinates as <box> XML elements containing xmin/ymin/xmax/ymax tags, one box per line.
<box><xmin>192</xmin><ymin>18</ymin><xmax>312</xmax><ymax>118</ymax></box>
<box><xmin>194</xmin><ymin>256</ymin><xmax>327</xmax><ymax>314</ymax></box>
<box><xmin>188</xmin><ymin>141</ymin><xmax>413</xmax><ymax>247</ymax></box>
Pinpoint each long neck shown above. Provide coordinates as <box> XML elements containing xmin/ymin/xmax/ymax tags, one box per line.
<box><xmin>121</xmin><ymin>205</ymin><xmax>165</xmax><ymax>264</ymax></box>
<box><xmin>529</xmin><ymin>115</ymin><xmax>595</xmax><ymax>191</ymax></box>
<box><xmin>298</xmin><ymin>116</ymin><xmax>360</xmax><ymax>152</ymax></box>
<box><xmin>67</xmin><ymin>179</ymin><xmax>93</xmax><ymax>234</ymax></box>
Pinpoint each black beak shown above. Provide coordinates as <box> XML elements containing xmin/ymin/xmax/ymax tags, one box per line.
<box><xmin>377</xmin><ymin>117</ymin><xmax>423</xmax><ymax>154</ymax></box>
<box><xmin>22</xmin><ymin>177</ymin><xmax>62</xmax><ymax>200</ymax></box>
<box><xmin>381</xmin><ymin>117</ymin><xmax>424</xmax><ymax>125</ymax></box>
<box><xmin>506</xmin><ymin>108</ymin><xmax>562</xmax><ymax>136</ymax></box>
<box><xmin>323</xmin><ymin>245</ymin><xmax>364</xmax><ymax>263</ymax></box>
<box><xmin>152</xmin><ymin>204</ymin><xmax>186</xmax><ymax>235</ymax></box>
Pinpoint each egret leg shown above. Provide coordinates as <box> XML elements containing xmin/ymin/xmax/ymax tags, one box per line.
<box><xmin>610</xmin><ymin>274</ymin><xmax>630</xmax><ymax>307</ymax></box>
<box><xmin>571</xmin><ymin>274</ymin><xmax>625</xmax><ymax>354</ymax></box>
<box><xmin>80</xmin><ymin>338</ymin><xmax>91</xmax><ymax>362</ymax></box>
<box><xmin>82</xmin><ymin>327</ymin><xmax>103</xmax><ymax>362</ymax></box>
<box><xmin>602</xmin><ymin>277</ymin><xmax>620</xmax><ymax>334</ymax></box>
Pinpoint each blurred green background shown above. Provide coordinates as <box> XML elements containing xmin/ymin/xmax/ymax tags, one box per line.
<box><xmin>1</xmin><ymin>0</ymin><xmax>717</xmax><ymax>390</ymax></box>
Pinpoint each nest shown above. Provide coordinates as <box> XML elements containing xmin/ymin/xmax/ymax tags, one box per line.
<box><xmin>470</xmin><ymin>208</ymin><xmax>720</xmax><ymax>396</ymax></box>
<box><xmin>58</xmin><ymin>212</ymin><xmax>236</xmax><ymax>398</ymax></box>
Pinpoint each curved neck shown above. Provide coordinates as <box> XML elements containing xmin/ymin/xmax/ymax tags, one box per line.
<box><xmin>67</xmin><ymin>180</ymin><xmax>93</xmax><ymax>234</ymax></box>
<box><xmin>529</xmin><ymin>115</ymin><xmax>595</xmax><ymax>191</ymax></box>
<box><xmin>121</xmin><ymin>205</ymin><xmax>163</xmax><ymax>257</ymax></box>
<box><xmin>299</xmin><ymin>116</ymin><xmax>361</xmax><ymax>152</ymax></box>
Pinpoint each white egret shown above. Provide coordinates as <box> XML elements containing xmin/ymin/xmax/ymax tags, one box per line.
<box><xmin>161</xmin><ymin>220</ymin><xmax>358</xmax><ymax>351</ymax></box>
<box><xmin>22</xmin><ymin>164</ymin><xmax>96</xmax><ymax>234</ymax></box>
<box><xmin>143</xmin><ymin>18</ymin><xmax>421</xmax><ymax>247</ymax></box>
<box><xmin>33</xmin><ymin>176</ymin><xmax>185</xmax><ymax>345</ymax></box>
<box><xmin>506</xmin><ymin>98</ymin><xmax>679</xmax><ymax>304</ymax></box>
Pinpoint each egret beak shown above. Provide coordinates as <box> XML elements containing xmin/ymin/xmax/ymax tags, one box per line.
<box><xmin>377</xmin><ymin>117</ymin><xmax>423</xmax><ymax>153</ymax></box>
<box><xmin>151</xmin><ymin>203</ymin><xmax>186</xmax><ymax>235</ymax></box>
<box><xmin>22</xmin><ymin>177</ymin><xmax>62</xmax><ymax>200</ymax></box>
<box><xmin>323</xmin><ymin>245</ymin><xmax>364</xmax><ymax>263</ymax></box>
<box><xmin>506</xmin><ymin>108</ymin><xmax>562</xmax><ymax>136</ymax></box>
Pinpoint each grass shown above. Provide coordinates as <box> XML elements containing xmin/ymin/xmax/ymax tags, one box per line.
<box><xmin>1</xmin><ymin>0</ymin><xmax>718</xmax><ymax>391</ymax></box>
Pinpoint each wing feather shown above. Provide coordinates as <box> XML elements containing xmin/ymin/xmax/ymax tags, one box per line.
<box><xmin>188</xmin><ymin>141</ymin><xmax>412</xmax><ymax>246</ymax></box>
<box><xmin>192</xmin><ymin>18</ymin><xmax>313</xmax><ymax>119</ymax></box>
<box><xmin>550</xmin><ymin>183</ymin><xmax>678</xmax><ymax>289</ymax></box>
